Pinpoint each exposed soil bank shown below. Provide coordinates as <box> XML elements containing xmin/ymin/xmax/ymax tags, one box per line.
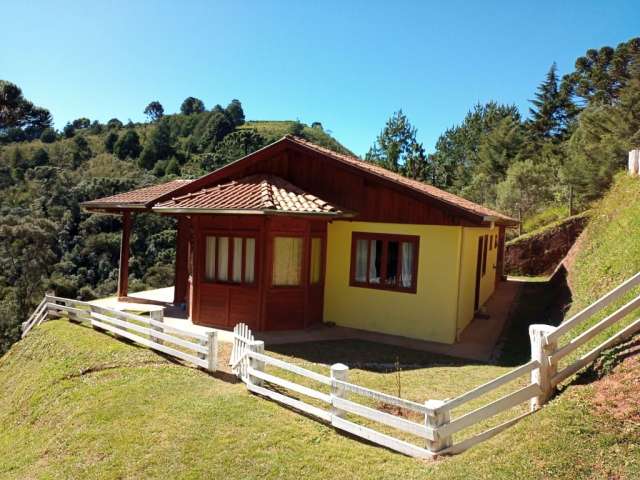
<box><xmin>505</xmin><ymin>213</ymin><xmax>589</xmax><ymax>276</ymax></box>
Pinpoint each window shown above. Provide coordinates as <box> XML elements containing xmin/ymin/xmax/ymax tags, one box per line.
<box><xmin>350</xmin><ymin>232</ymin><xmax>419</xmax><ymax>292</ymax></box>
<box><xmin>204</xmin><ymin>235</ymin><xmax>256</xmax><ymax>284</ymax></box>
<box><xmin>272</xmin><ymin>236</ymin><xmax>303</xmax><ymax>286</ymax></box>
<box><xmin>310</xmin><ymin>237</ymin><xmax>323</xmax><ymax>284</ymax></box>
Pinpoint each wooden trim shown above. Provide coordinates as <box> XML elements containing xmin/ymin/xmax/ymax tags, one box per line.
<box><xmin>348</xmin><ymin>232</ymin><xmax>419</xmax><ymax>294</ymax></box>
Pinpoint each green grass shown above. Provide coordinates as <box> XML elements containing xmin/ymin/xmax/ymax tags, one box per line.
<box><xmin>1</xmin><ymin>319</ymin><xmax>638</xmax><ymax>479</ymax></box>
<box><xmin>522</xmin><ymin>204</ymin><xmax>571</xmax><ymax>233</ymax></box>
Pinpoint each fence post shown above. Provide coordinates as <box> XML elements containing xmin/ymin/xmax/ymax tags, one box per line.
<box><xmin>425</xmin><ymin>400</ymin><xmax>452</xmax><ymax>454</ymax></box>
<box><xmin>248</xmin><ymin>340</ymin><xmax>265</xmax><ymax>385</ymax></box>
<box><xmin>529</xmin><ymin>324</ymin><xmax>558</xmax><ymax>411</ymax></box>
<box><xmin>150</xmin><ymin>309</ymin><xmax>164</xmax><ymax>345</ymax></box>
<box><xmin>330</xmin><ymin>363</ymin><xmax>349</xmax><ymax>418</ymax></box>
<box><xmin>206</xmin><ymin>330</ymin><xmax>218</xmax><ymax>372</ymax></box>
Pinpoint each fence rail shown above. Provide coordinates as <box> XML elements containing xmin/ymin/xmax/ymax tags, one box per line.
<box><xmin>22</xmin><ymin>295</ymin><xmax>218</xmax><ymax>373</ymax></box>
<box><xmin>231</xmin><ymin>323</ymin><xmax>540</xmax><ymax>458</ymax></box>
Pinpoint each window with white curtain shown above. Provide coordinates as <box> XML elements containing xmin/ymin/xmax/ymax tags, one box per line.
<box><xmin>351</xmin><ymin>233</ymin><xmax>419</xmax><ymax>292</ymax></box>
<box><xmin>203</xmin><ymin>235</ymin><xmax>257</xmax><ymax>285</ymax></box>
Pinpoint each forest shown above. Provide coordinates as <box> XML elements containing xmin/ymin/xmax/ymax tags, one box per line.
<box><xmin>1</xmin><ymin>36</ymin><xmax>638</xmax><ymax>354</ymax></box>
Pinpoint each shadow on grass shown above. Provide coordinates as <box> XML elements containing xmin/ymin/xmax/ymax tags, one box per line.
<box><xmin>496</xmin><ymin>267</ymin><xmax>572</xmax><ymax>367</ymax></box>
<box><xmin>267</xmin><ymin>340</ymin><xmax>483</xmax><ymax>373</ymax></box>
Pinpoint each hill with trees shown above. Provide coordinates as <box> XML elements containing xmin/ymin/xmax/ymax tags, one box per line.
<box><xmin>0</xmin><ymin>88</ymin><xmax>349</xmax><ymax>354</ymax></box>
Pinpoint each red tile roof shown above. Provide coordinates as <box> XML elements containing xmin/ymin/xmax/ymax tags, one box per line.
<box><xmin>82</xmin><ymin>180</ymin><xmax>193</xmax><ymax>210</ymax></box>
<box><xmin>284</xmin><ymin>136</ymin><xmax>516</xmax><ymax>224</ymax></box>
<box><xmin>154</xmin><ymin>174</ymin><xmax>346</xmax><ymax>216</ymax></box>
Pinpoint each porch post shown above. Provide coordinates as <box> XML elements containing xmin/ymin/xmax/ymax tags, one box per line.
<box><xmin>173</xmin><ymin>216</ymin><xmax>189</xmax><ymax>305</ymax></box>
<box><xmin>117</xmin><ymin>211</ymin><xmax>132</xmax><ymax>299</ymax></box>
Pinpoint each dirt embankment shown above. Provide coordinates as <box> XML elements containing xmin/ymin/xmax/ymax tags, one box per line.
<box><xmin>505</xmin><ymin>213</ymin><xmax>590</xmax><ymax>276</ymax></box>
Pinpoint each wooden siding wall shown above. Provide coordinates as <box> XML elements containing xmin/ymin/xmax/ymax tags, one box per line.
<box><xmin>189</xmin><ymin>214</ymin><xmax>327</xmax><ymax>331</ymax></box>
<box><xmin>209</xmin><ymin>148</ymin><xmax>479</xmax><ymax>226</ymax></box>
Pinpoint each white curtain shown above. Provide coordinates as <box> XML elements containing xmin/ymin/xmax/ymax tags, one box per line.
<box><xmin>232</xmin><ymin>237</ymin><xmax>243</xmax><ymax>282</ymax></box>
<box><xmin>369</xmin><ymin>240</ymin><xmax>381</xmax><ymax>283</ymax></box>
<box><xmin>205</xmin><ymin>236</ymin><xmax>216</xmax><ymax>281</ymax></box>
<box><xmin>273</xmin><ymin>237</ymin><xmax>302</xmax><ymax>286</ymax></box>
<box><xmin>401</xmin><ymin>242</ymin><xmax>414</xmax><ymax>288</ymax></box>
<box><xmin>245</xmin><ymin>238</ymin><xmax>256</xmax><ymax>283</ymax></box>
<box><xmin>217</xmin><ymin>237</ymin><xmax>229</xmax><ymax>281</ymax></box>
<box><xmin>355</xmin><ymin>239</ymin><xmax>368</xmax><ymax>282</ymax></box>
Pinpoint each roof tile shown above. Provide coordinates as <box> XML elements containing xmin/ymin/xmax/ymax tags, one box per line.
<box><xmin>154</xmin><ymin>174</ymin><xmax>345</xmax><ymax>215</ymax></box>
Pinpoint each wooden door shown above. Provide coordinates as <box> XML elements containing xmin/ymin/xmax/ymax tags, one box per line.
<box><xmin>474</xmin><ymin>236</ymin><xmax>484</xmax><ymax>312</ymax></box>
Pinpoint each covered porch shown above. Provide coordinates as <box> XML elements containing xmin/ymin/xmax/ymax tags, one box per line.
<box><xmin>83</xmin><ymin>174</ymin><xmax>352</xmax><ymax>333</ymax></box>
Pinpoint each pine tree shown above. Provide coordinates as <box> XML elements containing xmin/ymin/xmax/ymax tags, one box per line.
<box><xmin>527</xmin><ymin>63</ymin><xmax>573</xmax><ymax>140</ymax></box>
<box><xmin>365</xmin><ymin>110</ymin><xmax>424</xmax><ymax>174</ymax></box>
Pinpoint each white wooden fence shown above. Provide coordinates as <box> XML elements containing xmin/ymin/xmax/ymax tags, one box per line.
<box><xmin>230</xmin><ymin>272</ymin><xmax>640</xmax><ymax>458</ymax></box>
<box><xmin>21</xmin><ymin>295</ymin><xmax>218</xmax><ymax>372</ymax></box>
<box><xmin>21</xmin><ymin>270</ymin><xmax>640</xmax><ymax>459</ymax></box>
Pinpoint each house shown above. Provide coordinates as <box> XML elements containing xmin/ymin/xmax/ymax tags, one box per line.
<box><xmin>82</xmin><ymin>135</ymin><xmax>517</xmax><ymax>344</ymax></box>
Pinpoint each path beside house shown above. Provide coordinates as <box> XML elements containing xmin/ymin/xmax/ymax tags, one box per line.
<box><xmin>91</xmin><ymin>280</ymin><xmax>519</xmax><ymax>362</ymax></box>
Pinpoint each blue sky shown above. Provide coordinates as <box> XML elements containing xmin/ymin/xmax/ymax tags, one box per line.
<box><xmin>2</xmin><ymin>1</ymin><xmax>638</xmax><ymax>156</ymax></box>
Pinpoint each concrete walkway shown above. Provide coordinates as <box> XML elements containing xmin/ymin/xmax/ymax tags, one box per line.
<box><xmin>91</xmin><ymin>281</ymin><xmax>520</xmax><ymax>362</ymax></box>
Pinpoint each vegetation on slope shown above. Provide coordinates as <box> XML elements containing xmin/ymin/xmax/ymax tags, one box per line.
<box><xmin>0</xmin><ymin>87</ymin><xmax>348</xmax><ymax>355</ymax></box>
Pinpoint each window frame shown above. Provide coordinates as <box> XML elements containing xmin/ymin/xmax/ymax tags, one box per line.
<box><xmin>349</xmin><ymin>232</ymin><xmax>419</xmax><ymax>294</ymax></box>
<box><xmin>202</xmin><ymin>232</ymin><xmax>258</xmax><ymax>287</ymax></box>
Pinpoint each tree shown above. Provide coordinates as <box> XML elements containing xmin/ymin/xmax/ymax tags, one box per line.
<box><xmin>104</xmin><ymin>132</ymin><xmax>118</xmax><ymax>153</ymax></box>
<box><xmin>144</xmin><ymin>101</ymin><xmax>164</xmax><ymax>122</ymax></box>
<box><xmin>89</xmin><ymin>120</ymin><xmax>103</xmax><ymax>134</ymax></box>
<box><xmin>72</xmin><ymin>117</ymin><xmax>91</xmax><ymax>129</ymax></box>
<box><xmin>199</xmin><ymin>111</ymin><xmax>234</xmax><ymax>151</ymax></box>
<box><xmin>526</xmin><ymin>63</ymin><xmax>576</xmax><ymax>141</ymax></box>
<box><xmin>202</xmin><ymin>129</ymin><xmax>266</xmax><ymax>170</ymax></box>
<box><xmin>40</xmin><ymin>127</ymin><xmax>57</xmax><ymax>143</ymax></box>
<box><xmin>311</xmin><ymin>122</ymin><xmax>323</xmax><ymax>130</ymax></box>
<box><xmin>225</xmin><ymin>99</ymin><xmax>245</xmax><ymax>126</ymax></box>
<box><xmin>566</xmin><ymin>37</ymin><xmax>640</xmax><ymax>106</ymax></box>
<box><xmin>365</xmin><ymin>110</ymin><xmax>425</xmax><ymax>174</ymax></box>
<box><xmin>165</xmin><ymin>157</ymin><xmax>180</xmax><ymax>176</ymax></box>
<box><xmin>564</xmin><ymin>73</ymin><xmax>640</xmax><ymax>206</ymax></box>
<box><xmin>0</xmin><ymin>216</ymin><xmax>57</xmax><ymax>339</ymax></box>
<box><xmin>180</xmin><ymin>97</ymin><xmax>205</xmax><ymax>115</ymax></box>
<box><xmin>0</xmin><ymin>80</ymin><xmax>53</xmax><ymax>141</ymax></box>
<box><xmin>139</xmin><ymin>119</ymin><xmax>173</xmax><ymax>169</ymax></box>
<box><xmin>107</xmin><ymin>118</ymin><xmax>123</xmax><ymax>129</ymax></box>
<box><xmin>62</xmin><ymin>122</ymin><xmax>75</xmax><ymax>138</ymax></box>
<box><xmin>497</xmin><ymin>160</ymin><xmax>556</xmax><ymax>234</ymax></box>
<box><xmin>30</xmin><ymin>148</ymin><xmax>49</xmax><ymax>168</ymax></box>
<box><xmin>431</xmin><ymin>102</ymin><xmax>521</xmax><ymax>190</ymax></box>
<box><xmin>114</xmin><ymin>130</ymin><xmax>142</xmax><ymax>160</ymax></box>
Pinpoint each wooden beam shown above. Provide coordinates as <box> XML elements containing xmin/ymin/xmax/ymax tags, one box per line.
<box><xmin>173</xmin><ymin>216</ymin><xmax>189</xmax><ymax>304</ymax></box>
<box><xmin>117</xmin><ymin>211</ymin><xmax>132</xmax><ymax>299</ymax></box>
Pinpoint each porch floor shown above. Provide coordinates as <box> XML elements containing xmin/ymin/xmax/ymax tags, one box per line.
<box><xmin>91</xmin><ymin>281</ymin><xmax>519</xmax><ymax>361</ymax></box>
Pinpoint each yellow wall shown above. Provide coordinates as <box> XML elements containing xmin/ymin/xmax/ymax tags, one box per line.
<box><xmin>323</xmin><ymin>221</ymin><xmax>463</xmax><ymax>344</ymax></box>
<box><xmin>323</xmin><ymin>221</ymin><xmax>499</xmax><ymax>344</ymax></box>
<box><xmin>456</xmin><ymin>226</ymin><xmax>499</xmax><ymax>336</ymax></box>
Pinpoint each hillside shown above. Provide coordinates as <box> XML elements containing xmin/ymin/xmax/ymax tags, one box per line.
<box><xmin>2</xmin><ymin>173</ymin><xmax>640</xmax><ymax>478</ymax></box>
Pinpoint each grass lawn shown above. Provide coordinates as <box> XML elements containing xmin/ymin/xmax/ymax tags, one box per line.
<box><xmin>1</xmin><ymin>315</ymin><xmax>639</xmax><ymax>479</ymax></box>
